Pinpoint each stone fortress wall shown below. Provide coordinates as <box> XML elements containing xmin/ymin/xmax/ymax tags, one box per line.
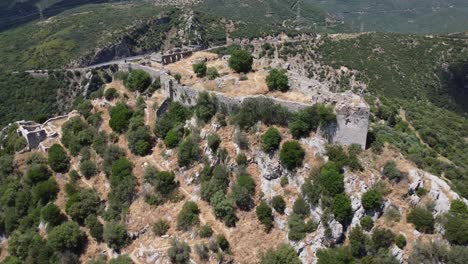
<box><xmin>120</xmin><ymin>63</ymin><xmax>370</xmax><ymax>148</ymax></box>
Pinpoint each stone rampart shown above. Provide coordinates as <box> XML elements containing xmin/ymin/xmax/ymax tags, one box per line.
<box><xmin>120</xmin><ymin>62</ymin><xmax>369</xmax><ymax>148</ymax></box>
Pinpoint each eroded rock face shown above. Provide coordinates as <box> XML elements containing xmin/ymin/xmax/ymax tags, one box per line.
<box><xmin>254</xmin><ymin>151</ymin><xmax>284</xmax><ymax>180</ymax></box>
<box><xmin>408</xmin><ymin>169</ymin><xmax>468</xmax><ymax>216</ymax></box>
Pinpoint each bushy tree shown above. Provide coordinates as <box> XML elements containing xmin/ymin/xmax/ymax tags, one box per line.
<box><xmin>261</xmin><ymin>127</ymin><xmax>282</xmax><ymax>152</ymax></box>
<box><xmin>8</xmin><ymin>230</ymin><xmax>50</xmax><ymax>261</ymax></box>
<box><xmin>178</xmin><ymin>136</ymin><xmax>200</xmax><ymax>168</ymax></box>
<box><xmin>280</xmin><ymin>141</ymin><xmax>305</xmax><ymax>170</ymax></box>
<box><xmin>260</xmin><ymin>244</ymin><xmax>301</xmax><ymax>264</ymax></box>
<box><xmin>289</xmin><ymin>105</ymin><xmax>336</xmax><ymax>139</ymax></box>
<box><xmin>362</xmin><ymin>189</ymin><xmax>383</xmax><ymax>211</ymax></box>
<box><xmin>177</xmin><ymin>201</ymin><xmax>200</xmax><ymax>231</ymax></box>
<box><xmin>192</xmin><ymin>61</ymin><xmax>207</xmax><ymax>77</ymax></box>
<box><xmin>80</xmin><ymin>160</ymin><xmax>97</xmax><ymax>178</ymax></box>
<box><xmin>332</xmin><ymin>193</ymin><xmax>353</xmax><ymax>224</ymax></box>
<box><xmin>152</xmin><ymin>171</ymin><xmax>177</xmax><ymax>196</ymax></box>
<box><xmin>41</xmin><ymin>203</ymin><xmax>63</xmax><ymax>227</ymax></box>
<box><xmin>104</xmin><ymin>221</ymin><xmax>129</xmax><ymax>250</ymax></box>
<box><xmin>228</xmin><ymin>49</ymin><xmax>253</xmax><ymax>73</ymax></box>
<box><xmin>349</xmin><ymin>226</ymin><xmax>368</xmax><ymax>258</ymax></box>
<box><xmin>85</xmin><ymin>215</ymin><xmax>103</xmax><ymax>242</ymax></box>
<box><xmin>154</xmin><ymin>102</ymin><xmax>191</xmax><ymax>138</ymax></box>
<box><xmin>232</xmin><ymin>174</ymin><xmax>255</xmax><ymax>210</ymax></box>
<box><xmin>317</xmin><ymin>246</ymin><xmax>353</xmax><ymax>264</ymax></box>
<box><xmin>371</xmin><ymin>228</ymin><xmax>395</xmax><ymax>251</ymax></box>
<box><xmin>153</xmin><ymin>219</ymin><xmax>170</xmax><ymax>236</ymax></box>
<box><xmin>109</xmin><ymin>103</ymin><xmax>133</xmax><ymax>133</ymax></box>
<box><xmin>195</xmin><ymin>92</ymin><xmax>217</xmax><ymax>123</ymax></box>
<box><xmin>210</xmin><ymin>191</ymin><xmax>237</xmax><ymax>227</ymax></box>
<box><xmin>167</xmin><ymin>239</ymin><xmax>191</xmax><ymax>264</ymax></box>
<box><xmin>395</xmin><ymin>234</ymin><xmax>407</xmax><ymax>249</ymax></box>
<box><xmin>127</xmin><ymin>117</ymin><xmax>152</xmax><ymax>156</ymax></box>
<box><xmin>32</xmin><ymin>178</ymin><xmax>59</xmax><ymax>205</ymax></box>
<box><xmin>47</xmin><ymin>221</ymin><xmax>85</xmax><ymax>252</ymax></box>
<box><xmin>256</xmin><ymin>201</ymin><xmax>274</xmax><ymax>231</ymax></box>
<box><xmin>234</xmin><ymin>98</ymin><xmax>290</xmax><ymax>129</ymax></box>
<box><xmin>48</xmin><ymin>144</ymin><xmax>70</xmax><ymax>173</ymax></box>
<box><xmin>407</xmin><ymin>207</ymin><xmax>434</xmax><ymax>233</ymax></box>
<box><xmin>61</xmin><ymin>117</ymin><xmax>95</xmax><ymax>155</ymax></box>
<box><xmin>25</xmin><ymin>163</ymin><xmax>51</xmax><ymax>185</ymax></box>
<box><xmin>164</xmin><ymin>128</ymin><xmax>182</xmax><ymax>148</ymax></box>
<box><xmin>124</xmin><ymin>69</ymin><xmax>151</xmax><ymax>92</ymax></box>
<box><xmin>266</xmin><ymin>69</ymin><xmax>289</xmax><ymax>92</ymax></box>
<box><xmin>207</xmin><ymin>133</ymin><xmax>221</xmax><ymax>152</ymax></box>
<box><xmin>317</xmin><ymin>162</ymin><xmax>344</xmax><ymax>196</ymax></box>
<box><xmin>66</xmin><ymin>188</ymin><xmax>100</xmax><ymax>224</ymax></box>
<box><xmin>272</xmin><ymin>195</ymin><xmax>286</xmax><ymax>214</ymax></box>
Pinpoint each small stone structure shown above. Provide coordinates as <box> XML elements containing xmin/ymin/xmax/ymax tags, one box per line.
<box><xmin>120</xmin><ymin>62</ymin><xmax>370</xmax><ymax>148</ymax></box>
<box><xmin>159</xmin><ymin>46</ymin><xmax>201</xmax><ymax>65</ymax></box>
<box><xmin>16</xmin><ymin>111</ymin><xmax>79</xmax><ymax>152</ymax></box>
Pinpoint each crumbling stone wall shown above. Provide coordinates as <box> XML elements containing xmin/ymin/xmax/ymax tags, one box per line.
<box><xmin>120</xmin><ymin>62</ymin><xmax>370</xmax><ymax>148</ymax></box>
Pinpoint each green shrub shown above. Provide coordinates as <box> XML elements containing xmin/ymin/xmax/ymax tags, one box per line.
<box><xmin>124</xmin><ymin>69</ymin><xmax>151</xmax><ymax>92</ymax></box>
<box><xmin>151</xmin><ymin>171</ymin><xmax>177</xmax><ymax>196</ymax></box>
<box><xmin>360</xmin><ymin>216</ymin><xmax>374</xmax><ymax>231</ymax></box>
<box><xmin>217</xmin><ymin>234</ymin><xmax>230</xmax><ymax>251</ymax></box>
<box><xmin>261</xmin><ymin>127</ymin><xmax>282</xmax><ymax>152</ymax></box>
<box><xmin>196</xmin><ymin>92</ymin><xmax>217</xmax><ymax>122</ymax></box>
<box><xmin>289</xmin><ymin>105</ymin><xmax>336</xmax><ymax>139</ymax></box>
<box><xmin>47</xmin><ymin>221</ymin><xmax>85</xmax><ymax>252</ymax></box>
<box><xmin>384</xmin><ymin>207</ymin><xmax>401</xmax><ymax>223</ymax></box>
<box><xmin>41</xmin><ymin>203</ymin><xmax>63</xmax><ymax>227</ymax></box>
<box><xmin>260</xmin><ymin>244</ymin><xmax>301</xmax><ymax>264</ymax></box>
<box><xmin>316</xmin><ymin>246</ymin><xmax>353</xmax><ymax>264</ymax></box>
<box><xmin>85</xmin><ymin>215</ymin><xmax>103</xmax><ymax>242</ymax></box>
<box><xmin>80</xmin><ymin>160</ymin><xmax>97</xmax><ymax>179</ymax></box>
<box><xmin>444</xmin><ymin>200</ymin><xmax>468</xmax><ymax>245</ymax></box>
<box><xmin>207</xmin><ymin>133</ymin><xmax>221</xmax><ymax>152</ymax></box>
<box><xmin>164</xmin><ymin>128</ymin><xmax>182</xmax><ymax>149</ymax></box>
<box><xmin>332</xmin><ymin>194</ymin><xmax>353</xmax><ymax>224</ymax></box>
<box><xmin>271</xmin><ymin>195</ymin><xmax>286</xmax><ymax>214</ymax></box>
<box><xmin>48</xmin><ymin>144</ymin><xmax>70</xmax><ymax>173</ymax></box>
<box><xmin>235</xmin><ymin>98</ymin><xmax>290</xmax><ymax>129</ymax></box>
<box><xmin>407</xmin><ymin>207</ymin><xmax>434</xmax><ymax>233</ymax></box>
<box><xmin>199</xmin><ymin>224</ymin><xmax>213</xmax><ymax>238</ymax></box>
<box><xmin>126</xmin><ymin>117</ymin><xmax>152</xmax><ymax>156</ymax></box>
<box><xmin>207</xmin><ymin>67</ymin><xmax>220</xmax><ymax>80</ymax></box>
<box><xmin>371</xmin><ymin>228</ymin><xmax>395</xmax><ymax>251</ymax></box>
<box><xmin>349</xmin><ymin>226</ymin><xmax>368</xmax><ymax>258</ymax></box>
<box><xmin>104</xmin><ymin>222</ymin><xmax>129</xmax><ymax>250</ymax></box>
<box><xmin>32</xmin><ymin>178</ymin><xmax>59</xmax><ymax>205</ymax></box>
<box><xmin>153</xmin><ymin>219</ymin><xmax>170</xmax><ymax>236</ymax></box>
<box><xmin>280</xmin><ymin>176</ymin><xmax>289</xmax><ymax>187</ymax></box>
<box><xmin>193</xmin><ymin>61</ymin><xmax>207</xmax><ymax>77</ymax></box>
<box><xmin>292</xmin><ymin>197</ymin><xmax>309</xmax><ymax>217</ymax></box>
<box><xmin>66</xmin><ymin>188</ymin><xmax>100</xmax><ymax>224</ymax></box>
<box><xmin>104</xmin><ymin>88</ymin><xmax>118</xmax><ymax>101</ymax></box>
<box><xmin>155</xmin><ymin>102</ymin><xmax>191</xmax><ymax>138</ymax></box>
<box><xmin>288</xmin><ymin>213</ymin><xmax>317</xmax><ymax>241</ymax></box>
<box><xmin>416</xmin><ymin>187</ymin><xmax>428</xmax><ymax>197</ymax></box>
<box><xmin>110</xmin><ymin>256</ymin><xmax>133</xmax><ymax>264</ymax></box>
<box><xmin>236</xmin><ymin>153</ymin><xmax>248</xmax><ymax>166</ymax></box>
<box><xmin>109</xmin><ymin>103</ymin><xmax>133</xmax><ymax>133</ymax></box>
<box><xmin>210</xmin><ymin>191</ymin><xmax>237</xmax><ymax>227</ymax></box>
<box><xmin>177</xmin><ymin>136</ymin><xmax>200</xmax><ymax>167</ymax></box>
<box><xmin>167</xmin><ymin>239</ymin><xmax>191</xmax><ymax>264</ymax></box>
<box><xmin>395</xmin><ymin>234</ymin><xmax>407</xmax><ymax>249</ymax></box>
<box><xmin>177</xmin><ymin>201</ymin><xmax>200</xmax><ymax>231</ymax></box>
<box><xmin>383</xmin><ymin>161</ymin><xmax>402</xmax><ymax>181</ymax></box>
<box><xmin>25</xmin><ymin>163</ymin><xmax>51</xmax><ymax>185</ymax></box>
<box><xmin>266</xmin><ymin>69</ymin><xmax>289</xmax><ymax>92</ymax></box>
<box><xmin>228</xmin><ymin>49</ymin><xmax>253</xmax><ymax>73</ymax></box>
<box><xmin>362</xmin><ymin>189</ymin><xmax>383</xmax><ymax>211</ymax></box>
<box><xmin>317</xmin><ymin>162</ymin><xmax>344</xmax><ymax>196</ymax></box>
<box><xmin>280</xmin><ymin>141</ymin><xmax>305</xmax><ymax>170</ymax></box>
<box><xmin>232</xmin><ymin>174</ymin><xmax>255</xmax><ymax>210</ymax></box>
<box><xmin>256</xmin><ymin>201</ymin><xmax>274</xmax><ymax>231</ymax></box>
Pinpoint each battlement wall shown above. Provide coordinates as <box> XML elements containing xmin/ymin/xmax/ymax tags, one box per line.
<box><xmin>120</xmin><ymin>63</ymin><xmax>370</xmax><ymax>148</ymax></box>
